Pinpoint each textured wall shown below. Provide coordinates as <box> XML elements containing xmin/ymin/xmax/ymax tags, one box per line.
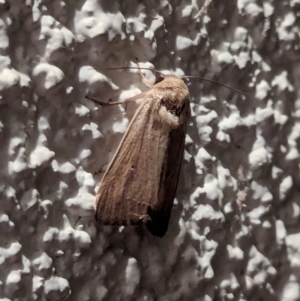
<box><xmin>1</xmin><ymin>0</ymin><xmax>300</xmax><ymax>300</ymax></box>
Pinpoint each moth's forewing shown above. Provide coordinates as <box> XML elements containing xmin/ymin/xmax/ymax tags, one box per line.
<box><xmin>95</xmin><ymin>95</ymin><xmax>167</xmax><ymax>227</ymax></box>
<box><xmin>95</xmin><ymin>75</ymin><xmax>190</xmax><ymax>237</ymax></box>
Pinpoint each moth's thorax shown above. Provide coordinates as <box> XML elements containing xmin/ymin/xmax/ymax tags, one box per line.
<box><xmin>154</xmin><ymin>75</ymin><xmax>189</xmax><ymax>104</ymax></box>
<box><xmin>151</xmin><ymin>75</ymin><xmax>190</xmax><ymax>130</ymax></box>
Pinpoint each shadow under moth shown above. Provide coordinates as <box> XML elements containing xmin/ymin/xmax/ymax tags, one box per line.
<box><xmin>87</xmin><ymin>66</ymin><xmax>191</xmax><ymax>237</ymax></box>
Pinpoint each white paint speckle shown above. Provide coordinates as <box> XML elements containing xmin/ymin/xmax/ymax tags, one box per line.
<box><xmin>272</xmin><ymin>71</ymin><xmax>294</xmax><ymax>92</ymax></box>
<box><xmin>279</xmin><ymin>176</ymin><xmax>293</xmax><ymax>201</ymax></box>
<box><xmin>217</xmin><ymin>51</ymin><xmax>234</xmax><ymax>64</ymax></box>
<box><xmin>32</xmin><ymin>63</ymin><xmax>65</xmax><ymax>91</ymax></box>
<box><xmin>255</xmin><ymin>80</ymin><xmax>271</xmax><ymax>100</ymax></box>
<box><xmin>249</xmin><ymin>147</ymin><xmax>271</xmax><ymax>169</ymax></box>
<box><xmin>29</xmin><ymin>146</ymin><xmax>55</xmax><ymax>168</ymax></box>
<box><xmin>44</xmin><ymin>276</ymin><xmax>70</xmax><ymax>299</ymax></box>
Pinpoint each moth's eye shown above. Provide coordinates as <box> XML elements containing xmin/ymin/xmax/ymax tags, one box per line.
<box><xmin>155</xmin><ymin>77</ymin><xmax>164</xmax><ymax>84</ymax></box>
<box><xmin>161</xmin><ymin>98</ymin><xmax>177</xmax><ymax>112</ymax></box>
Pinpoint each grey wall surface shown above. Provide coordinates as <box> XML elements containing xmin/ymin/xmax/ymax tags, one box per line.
<box><xmin>0</xmin><ymin>0</ymin><xmax>299</xmax><ymax>300</ymax></box>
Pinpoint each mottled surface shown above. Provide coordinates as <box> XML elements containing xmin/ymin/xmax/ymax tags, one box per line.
<box><xmin>0</xmin><ymin>0</ymin><xmax>299</xmax><ymax>300</ymax></box>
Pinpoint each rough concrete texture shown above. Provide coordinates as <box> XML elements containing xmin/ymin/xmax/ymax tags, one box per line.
<box><xmin>0</xmin><ymin>0</ymin><xmax>300</xmax><ymax>300</ymax></box>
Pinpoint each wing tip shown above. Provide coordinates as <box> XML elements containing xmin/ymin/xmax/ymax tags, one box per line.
<box><xmin>146</xmin><ymin>222</ymin><xmax>168</xmax><ymax>237</ymax></box>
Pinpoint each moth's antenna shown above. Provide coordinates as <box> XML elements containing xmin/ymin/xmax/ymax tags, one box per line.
<box><xmin>98</xmin><ymin>67</ymin><xmax>165</xmax><ymax>78</ymax></box>
<box><xmin>182</xmin><ymin>75</ymin><xmax>247</xmax><ymax>94</ymax></box>
<box><xmin>96</xmin><ymin>66</ymin><xmax>246</xmax><ymax>93</ymax></box>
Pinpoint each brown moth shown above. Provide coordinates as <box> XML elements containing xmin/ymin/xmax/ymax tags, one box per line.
<box><xmin>87</xmin><ymin>67</ymin><xmax>191</xmax><ymax>237</ymax></box>
<box><xmin>84</xmin><ymin>1</ymin><xmax>244</xmax><ymax>237</ymax></box>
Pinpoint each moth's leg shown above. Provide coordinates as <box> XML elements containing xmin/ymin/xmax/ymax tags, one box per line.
<box><xmin>128</xmin><ymin>213</ymin><xmax>151</xmax><ymax>224</ymax></box>
<box><xmin>86</xmin><ymin>91</ymin><xmax>148</xmax><ymax>107</ymax></box>
<box><xmin>136</xmin><ymin>62</ymin><xmax>154</xmax><ymax>89</ymax></box>
<box><xmin>139</xmin><ymin>214</ymin><xmax>151</xmax><ymax>223</ymax></box>
<box><xmin>86</xmin><ymin>96</ymin><xmax>123</xmax><ymax>106</ymax></box>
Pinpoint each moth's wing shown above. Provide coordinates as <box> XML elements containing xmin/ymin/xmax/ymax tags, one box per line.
<box><xmin>95</xmin><ymin>95</ymin><xmax>169</xmax><ymax>227</ymax></box>
<box><xmin>146</xmin><ymin>122</ymin><xmax>187</xmax><ymax>237</ymax></box>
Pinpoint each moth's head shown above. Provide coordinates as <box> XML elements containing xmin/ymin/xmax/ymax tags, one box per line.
<box><xmin>154</xmin><ymin>74</ymin><xmax>188</xmax><ymax>92</ymax></box>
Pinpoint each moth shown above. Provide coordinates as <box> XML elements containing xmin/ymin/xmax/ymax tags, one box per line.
<box><xmin>87</xmin><ymin>66</ymin><xmax>191</xmax><ymax>237</ymax></box>
<box><xmin>86</xmin><ymin>65</ymin><xmax>244</xmax><ymax>236</ymax></box>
